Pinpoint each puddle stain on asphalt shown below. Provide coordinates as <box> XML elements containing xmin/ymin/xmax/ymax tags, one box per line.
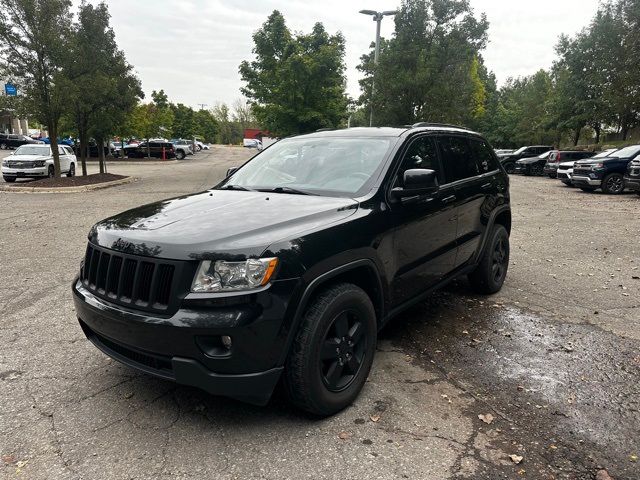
<box><xmin>382</xmin><ymin>284</ymin><xmax>640</xmax><ymax>480</ymax></box>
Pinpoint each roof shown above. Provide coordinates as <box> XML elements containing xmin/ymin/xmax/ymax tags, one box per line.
<box><xmin>294</xmin><ymin>124</ymin><xmax>480</xmax><ymax>139</ymax></box>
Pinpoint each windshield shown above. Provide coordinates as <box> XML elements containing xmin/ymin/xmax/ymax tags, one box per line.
<box><xmin>14</xmin><ymin>145</ymin><xmax>51</xmax><ymax>156</ymax></box>
<box><xmin>592</xmin><ymin>149</ymin><xmax>616</xmax><ymax>158</ymax></box>
<box><xmin>609</xmin><ymin>145</ymin><xmax>640</xmax><ymax>158</ymax></box>
<box><xmin>220</xmin><ymin>136</ymin><xmax>395</xmax><ymax>196</ymax></box>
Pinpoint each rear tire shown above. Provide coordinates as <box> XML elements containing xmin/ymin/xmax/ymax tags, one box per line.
<box><xmin>284</xmin><ymin>283</ymin><xmax>377</xmax><ymax>417</ymax></box>
<box><xmin>0</xmin><ymin>143</ymin><xmax>7</xmax><ymax>150</ymax></box>
<box><xmin>468</xmin><ymin>224</ymin><xmax>509</xmax><ymax>295</ymax></box>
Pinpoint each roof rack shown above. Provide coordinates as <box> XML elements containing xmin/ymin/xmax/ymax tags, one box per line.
<box><xmin>410</xmin><ymin>122</ymin><xmax>467</xmax><ymax>130</ymax></box>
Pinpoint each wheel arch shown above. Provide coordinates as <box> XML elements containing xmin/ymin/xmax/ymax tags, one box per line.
<box><xmin>471</xmin><ymin>205</ymin><xmax>511</xmax><ymax>266</ymax></box>
<box><xmin>278</xmin><ymin>259</ymin><xmax>385</xmax><ymax>365</ymax></box>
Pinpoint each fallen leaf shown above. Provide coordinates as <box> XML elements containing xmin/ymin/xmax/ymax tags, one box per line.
<box><xmin>549</xmin><ymin>445</ymin><xmax>558</xmax><ymax>450</ymax></box>
<box><xmin>509</xmin><ymin>454</ymin><xmax>523</xmax><ymax>464</ymax></box>
<box><xmin>1</xmin><ymin>454</ymin><xmax>16</xmax><ymax>465</ymax></box>
<box><xmin>370</xmin><ymin>415</ymin><xmax>381</xmax><ymax>423</ymax></box>
<box><xmin>478</xmin><ymin>413</ymin><xmax>494</xmax><ymax>425</ymax></box>
<box><xmin>15</xmin><ymin>460</ymin><xmax>27</xmax><ymax>468</ymax></box>
<box><xmin>630</xmin><ymin>454</ymin><xmax>638</xmax><ymax>462</ymax></box>
<box><xmin>596</xmin><ymin>469</ymin><xmax>614</xmax><ymax>480</ymax></box>
<box><xmin>517</xmin><ymin>469</ymin><xmax>526</xmax><ymax>475</ymax></box>
<box><xmin>338</xmin><ymin>431</ymin><xmax>352</xmax><ymax>440</ymax></box>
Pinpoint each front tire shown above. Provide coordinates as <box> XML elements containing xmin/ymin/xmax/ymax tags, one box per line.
<box><xmin>176</xmin><ymin>150</ymin><xmax>186</xmax><ymax>160</ymax></box>
<box><xmin>3</xmin><ymin>176</ymin><xmax>16</xmax><ymax>183</ymax></box>
<box><xmin>0</xmin><ymin>143</ymin><xmax>7</xmax><ymax>150</ymax></box>
<box><xmin>468</xmin><ymin>224</ymin><xmax>509</xmax><ymax>294</ymax></box>
<box><xmin>67</xmin><ymin>163</ymin><xmax>75</xmax><ymax>177</ymax></box>
<box><xmin>284</xmin><ymin>283</ymin><xmax>377</xmax><ymax>416</ymax></box>
<box><xmin>602</xmin><ymin>173</ymin><xmax>624</xmax><ymax>194</ymax></box>
<box><xmin>530</xmin><ymin>164</ymin><xmax>543</xmax><ymax>176</ymax></box>
<box><xmin>47</xmin><ymin>165</ymin><xmax>55</xmax><ymax>178</ymax></box>
<box><xmin>504</xmin><ymin>163</ymin><xmax>515</xmax><ymax>174</ymax></box>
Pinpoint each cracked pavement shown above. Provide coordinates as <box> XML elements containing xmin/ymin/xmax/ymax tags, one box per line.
<box><xmin>1</xmin><ymin>147</ymin><xmax>639</xmax><ymax>479</ymax></box>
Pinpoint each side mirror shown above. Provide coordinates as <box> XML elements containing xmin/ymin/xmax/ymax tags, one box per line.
<box><xmin>392</xmin><ymin>169</ymin><xmax>439</xmax><ymax>198</ymax></box>
<box><xmin>226</xmin><ymin>167</ymin><xmax>238</xmax><ymax>177</ymax></box>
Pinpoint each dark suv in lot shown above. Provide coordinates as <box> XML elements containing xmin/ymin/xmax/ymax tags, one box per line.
<box><xmin>624</xmin><ymin>157</ymin><xmax>640</xmax><ymax>195</ymax></box>
<box><xmin>572</xmin><ymin>145</ymin><xmax>640</xmax><ymax>194</ymax></box>
<box><xmin>125</xmin><ymin>141</ymin><xmax>176</xmax><ymax>159</ymax></box>
<box><xmin>498</xmin><ymin>145</ymin><xmax>554</xmax><ymax>174</ymax></box>
<box><xmin>0</xmin><ymin>133</ymin><xmax>42</xmax><ymax>149</ymax></box>
<box><xmin>543</xmin><ymin>150</ymin><xmax>594</xmax><ymax>178</ymax></box>
<box><xmin>72</xmin><ymin>124</ymin><xmax>511</xmax><ymax>416</ymax></box>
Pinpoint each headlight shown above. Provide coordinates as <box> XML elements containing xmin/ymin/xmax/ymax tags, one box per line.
<box><xmin>1</xmin><ymin>160</ymin><xmax>7</xmax><ymax>166</ymax></box>
<box><xmin>591</xmin><ymin>163</ymin><xmax>603</xmax><ymax>170</ymax></box>
<box><xmin>34</xmin><ymin>160</ymin><xmax>46</xmax><ymax>167</ymax></box>
<box><xmin>191</xmin><ymin>258</ymin><xmax>278</xmax><ymax>293</ymax></box>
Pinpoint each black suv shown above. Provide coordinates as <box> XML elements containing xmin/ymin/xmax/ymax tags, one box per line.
<box><xmin>543</xmin><ymin>150</ymin><xmax>594</xmax><ymax>178</ymax></box>
<box><xmin>126</xmin><ymin>141</ymin><xmax>176</xmax><ymax>159</ymax></box>
<box><xmin>0</xmin><ymin>133</ymin><xmax>41</xmax><ymax>150</ymax></box>
<box><xmin>498</xmin><ymin>145</ymin><xmax>554</xmax><ymax>174</ymax></box>
<box><xmin>624</xmin><ymin>157</ymin><xmax>640</xmax><ymax>195</ymax></box>
<box><xmin>572</xmin><ymin>145</ymin><xmax>640</xmax><ymax>194</ymax></box>
<box><xmin>72</xmin><ymin>124</ymin><xmax>511</xmax><ymax>416</ymax></box>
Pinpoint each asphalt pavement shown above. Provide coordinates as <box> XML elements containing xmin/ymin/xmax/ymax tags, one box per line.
<box><xmin>1</xmin><ymin>147</ymin><xmax>638</xmax><ymax>479</ymax></box>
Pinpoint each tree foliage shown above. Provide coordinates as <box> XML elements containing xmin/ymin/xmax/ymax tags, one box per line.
<box><xmin>358</xmin><ymin>0</ymin><xmax>489</xmax><ymax>127</ymax></box>
<box><xmin>0</xmin><ymin>0</ymin><xmax>72</xmax><ymax>176</ymax></box>
<box><xmin>240</xmin><ymin>11</ymin><xmax>349</xmax><ymax>136</ymax></box>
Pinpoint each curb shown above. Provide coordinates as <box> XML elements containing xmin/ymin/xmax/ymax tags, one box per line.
<box><xmin>0</xmin><ymin>176</ymin><xmax>137</xmax><ymax>194</ymax></box>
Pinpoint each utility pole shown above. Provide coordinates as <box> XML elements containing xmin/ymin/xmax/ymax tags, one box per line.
<box><xmin>197</xmin><ymin>103</ymin><xmax>208</xmax><ymax>111</ymax></box>
<box><xmin>359</xmin><ymin>10</ymin><xmax>397</xmax><ymax>127</ymax></box>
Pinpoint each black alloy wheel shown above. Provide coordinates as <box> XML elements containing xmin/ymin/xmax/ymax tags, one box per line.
<box><xmin>602</xmin><ymin>173</ymin><xmax>624</xmax><ymax>194</ymax></box>
<box><xmin>48</xmin><ymin>165</ymin><xmax>55</xmax><ymax>178</ymax></box>
<box><xmin>320</xmin><ymin>310</ymin><xmax>367</xmax><ymax>392</ymax></box>
<box><xmin>492</xmin><ymin>236</ymin><xmax>508</xmax><ymax>284</ymax></box>
<box><xmin>67</xmin><ymin>163</ymin><xmax>75</xmax><ymax>177</ymax></box>
<box><xmin>530</xmin><ymin>163</ymin><xmax>543</xmax><ymax>176</ymax></box>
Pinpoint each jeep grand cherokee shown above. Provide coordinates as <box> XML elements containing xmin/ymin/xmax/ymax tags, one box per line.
<box><xmin>72</xmin><ymin>124</ymin><xmax>512</xmax><ymax>416</ymax></box>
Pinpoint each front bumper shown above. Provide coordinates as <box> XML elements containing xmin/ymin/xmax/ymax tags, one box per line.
<box><xmin>624</xmin><ymin>176</ymin><xmax>640</xmax><ymax>192</ymax></box>
<box><xmin>571</xmin><ymin>175</ymin><xmax>602</xmax><ymax>187</ymax></box>
<box><xmin>513</xmin><ymin>163</ymin><xmax>529</xmax><ymax>174</ymax></box>
<box><xmin>73</xmin><ymin>277</ymin><xmax>301</xmax><ymax>405</ymax></box>
<box><xmin>2</xmin><ymin>166</ymin><xmax>47</xmax><ymax>177</ymax></box>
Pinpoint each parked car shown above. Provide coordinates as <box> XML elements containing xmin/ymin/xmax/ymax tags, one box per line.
<box><xmin>623</xmin><ymin>157</ymin><xmax>640</xmax><ymax>196</ymax></box>
<box><xmin>243</xmin><ymin>138</ymin><xmax>264</xmax><ymax>150</ymax></box>
<box><xmin>171</xmin><ymin>139</ymin><xmax>195</xmax><ymax>155</ymax></box>
<box><xmin>557</xmin><ymin>149</ymin><xmax>617</xmax><ymax>186</ymax></box>
<box><xmin>125</xmin><ymin>141</ymin><xmax>176</xmax><ymax>159</ymax></box>
<box><xmin>73</xmin><ymin>141</ymin><xmax>112</xmax><ymax>158</ymax></box>
<box><xmin>72</xmin><ymin>123</ymin><xmax>511</xmax><ymax>415</ymax></box>
<box><xmin>543</xmin><ymin>151</ymin><xmax>595</xmax><ymax>178</ymax></box>
<box><xmin>572</xmin><ymin>145</ymin><xmax>640</xmax><ymax>194</ymax></box>
<box><xmin>498</xmin><ymin>145</ymin><xmax>554</xmax><ymax>174</ymax></box>
<box><xmin>41</xmin><ymin>137</ymin><xmax>74</xmax><ymax>146</ymax></box>
<box><xmin>514</xmin><ymin>151</ymin><xmax>554</xmax><ymax>176</ymax></box>
<box><xmin>170</xmin><ymin>142</ymin><xmax>191</xmax><ymax>160</ymax></box>
<box><xmin>0</xmin><ymin>133</ymin><xmax>44</xmax><ymax>149</ymax></box>
<box><xmin>2</xmin><ymin>144</ymin><xmax>76</xmax><ymax>182</ymax></box>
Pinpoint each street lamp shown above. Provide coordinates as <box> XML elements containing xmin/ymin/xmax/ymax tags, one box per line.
<box><xmin>359</xmin><ymin>9</ymin><xmax>397</xmax><ymax>127</ymax></box>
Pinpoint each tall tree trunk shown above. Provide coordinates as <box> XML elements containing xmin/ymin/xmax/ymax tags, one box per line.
<box><xmin>49</xmin><ymin>120</ymin><xmax>61</xmax><ymax>178</ymax></box>
<box><xmin>146</xmin><ymin>139</ymin><xmax>151</xmax><ymax>158</ymax></box>
<box><xmin>621</xmin><ymin>121</ymin><xmax>629</xmax><ymax>141</ymax></box>
<box><xmin>572</xmin><ymin>125</ymin><xmax>582</xmax><ymax>147</ymax></box>
<box><xmin>79</xmin><ymin>126</ymin><xmax>88</xmax><ymax>176</ymax></box>
<box><xmin>97</xmin><ymin>136</ymin><xmax>106</xmax><ymax>174</ymax></box>
<box><xmin>593</xmin><ymin>123</ymin><xmax>601</xmax><ymax>144</ymax></box>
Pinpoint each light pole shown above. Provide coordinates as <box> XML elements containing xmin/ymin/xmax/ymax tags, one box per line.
<box><xmin>359</xmin><ymin>9</ymin><xmax>397</xmax><ymax>127</ymax></box>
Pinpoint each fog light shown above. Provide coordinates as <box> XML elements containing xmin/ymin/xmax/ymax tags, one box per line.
<box><xmin>221</xmin><ymin>335</ymin><xmax>232</xmax><ymax>349</ymax></box>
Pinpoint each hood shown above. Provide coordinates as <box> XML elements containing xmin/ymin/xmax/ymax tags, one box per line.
<box><xmin>516</xmin><ymin>156</ymin><xmax>541</xmax><ymax>164</ymax></box>
<box><xmin>91</xmin><ymin>189</ymin><xmax>359</xmax><ymax>260</ymax></box>
<box><xmin>5</xmin><ymin>154</ymin><xmax>51</xmax><ymax>161</ymax></box>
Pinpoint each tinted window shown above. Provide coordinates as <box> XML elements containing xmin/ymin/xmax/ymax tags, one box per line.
<box><xmin>469</xmin><ymin>139</ymin><xmax>500</xmax><ymax>173</ymax></box>
<box><xmin>438</xmin><ymin>136</ymin><xmax>479</xmax><ymax>183</ymax></box>
<box><xmin>396</xmin><ymin>136</ymin><xmax>439</xmax><ymax>186</ymax></box>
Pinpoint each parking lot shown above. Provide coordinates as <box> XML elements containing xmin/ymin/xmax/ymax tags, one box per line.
<box><xmin>1</xmin><ymin>146</ymin><xmax>639</xmax><ymax>479</ymax></box>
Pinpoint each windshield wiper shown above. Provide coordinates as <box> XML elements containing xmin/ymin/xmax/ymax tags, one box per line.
<box><xmin>221</xmin><ymin>184</ymin><xmax>256</xmax><ymax>192</ymax></box>
<box><xmin>259</xmin><ymin>186</ymin><xmax>313</xmax><ymax>196</ymax></box>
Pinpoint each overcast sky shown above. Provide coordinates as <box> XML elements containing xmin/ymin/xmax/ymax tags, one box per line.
<box><xmin>93</xmin><ymin>0</ymin><xmax>601</xmax><ymax>109</ymax></box>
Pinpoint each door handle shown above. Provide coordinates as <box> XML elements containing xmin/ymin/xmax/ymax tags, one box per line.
<box><xmin>481</xmin><ymin>182</ymin><xmax>493</xmax><ymax>190</ymax></box>
<box><xmin>442</xmin><ymin>195</ymin><xmax>457</xmax><ymax>204</ymax></box>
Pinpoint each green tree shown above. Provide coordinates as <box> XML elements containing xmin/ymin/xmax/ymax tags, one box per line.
<box><xmin>66</xmin><ymin>1</ymin><xmax>141</xmax><ymax>175</ymax></box>
<box><xmin>240</xmin><ymin>11</ymin><xmax>349</xmax><ymax>136</ymax></box>
<box><xmin>357</xmin><ymin>0</ymin><xmax>489</xmax><ymax>126</ymax></box>
<box><xmin>171</xmin><ymin>103</ymin><xmax>197</xmax><ymax>139</ymax></box>
<box><xmin>0</xmin><ymin>0</ymin><xmax>72</xmax><ymax>177</ymax></box>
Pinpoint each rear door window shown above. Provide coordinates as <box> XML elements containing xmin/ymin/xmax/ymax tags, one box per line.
<box><xmin>469</xmin><ymin>138</ymin><xmax>500</xmax><ymax>173</ymax></box>
<box><xmin>437</xmin><ymin>136</ymin><xmax>479</xmax><ymax>183</ymax></box>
